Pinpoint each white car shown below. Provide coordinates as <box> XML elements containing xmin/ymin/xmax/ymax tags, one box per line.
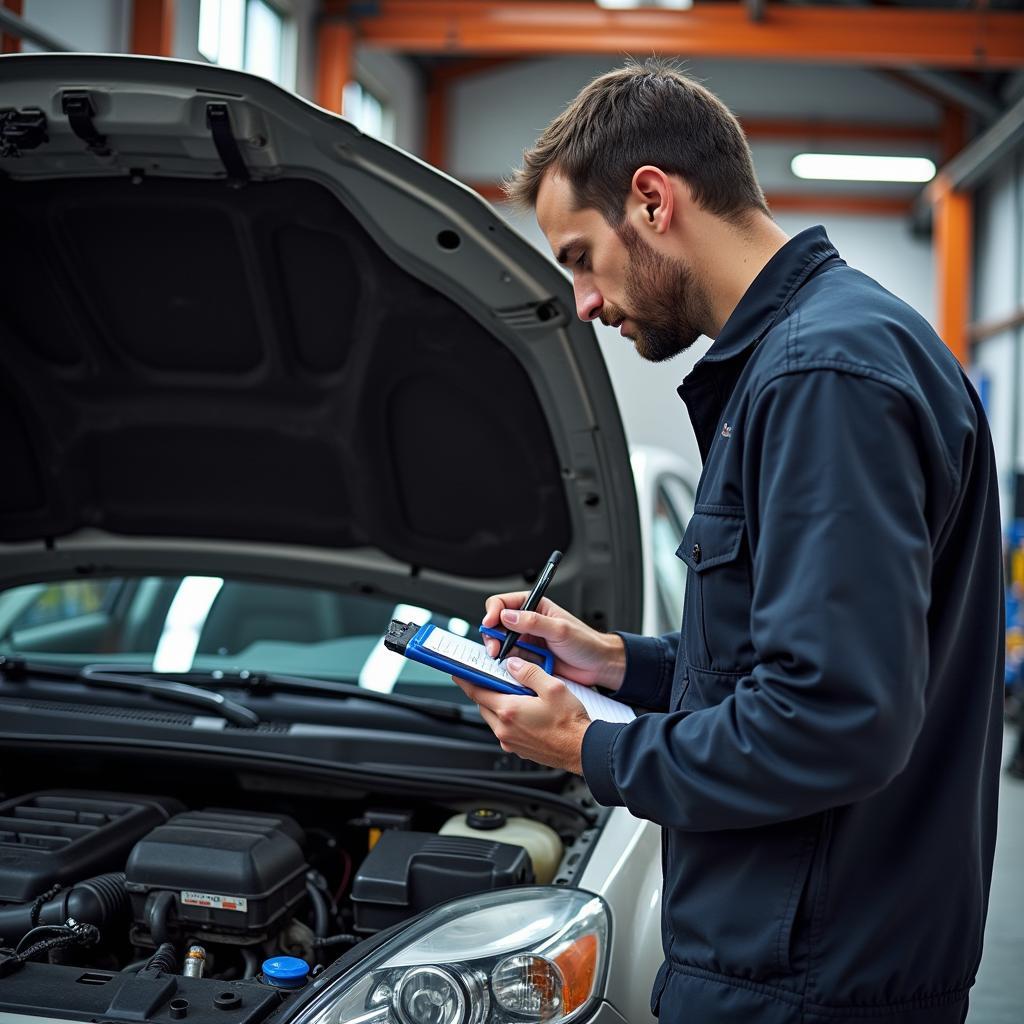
<box><xmin>0</xmin><ymin>53</ymin><xmax>696</xmax><ymax>1024</ymax></box>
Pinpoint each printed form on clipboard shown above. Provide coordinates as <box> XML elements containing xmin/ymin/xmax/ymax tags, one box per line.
<box><xmin>383</xmin><ymin>620</ymin><xmax>635</xmax><ymax>725</ymax></box>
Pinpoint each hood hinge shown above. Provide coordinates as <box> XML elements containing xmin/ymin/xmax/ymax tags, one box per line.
<box><xmin>61</xmin><ymin>91</ymin><xmax>110</xmax><ymax>157</ymax></box>
<box><xmin>0</xmin><ymin>107</ymin><xmax>48</xmax><ymax>158</ymax></box>
<box><xmin>205</xmin><ymin>102</ymin><xmax>250</xmax><ymax>188</ymax></box>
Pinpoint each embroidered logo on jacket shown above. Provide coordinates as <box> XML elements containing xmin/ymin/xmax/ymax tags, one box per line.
<box><xmin>721</xmin><ymin>422</ymin><xmax>733</xmax><ymax>438</ymax></box>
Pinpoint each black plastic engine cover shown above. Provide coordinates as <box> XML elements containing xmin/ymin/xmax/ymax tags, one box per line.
<box><xmin>351</xmin><ymin>830</ymin><xmax>533</xmax><ymax>934</ymax></box>
<box><xmin>0</xmin><ymin>791</ymin><xmax>183</xmax><ymax>902</ymax></box>
<box><xmin>0</xmin><ymin>961</ymin><xmax>284</xmax><ymax>1024</ymax></box>
<box><xmin>125</xmin><ymin>809</ymin><xmax>307</xmax><ymax>942</ymax></box>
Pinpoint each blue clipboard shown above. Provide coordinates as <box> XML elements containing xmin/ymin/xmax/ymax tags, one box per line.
<box><xmin>383</xmin><ymin>620</ymin><xmax>552</xmax><ymax>696</ymax></box>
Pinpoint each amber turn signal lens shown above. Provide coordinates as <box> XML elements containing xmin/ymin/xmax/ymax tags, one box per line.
<box><xmin>552</xmin><ymin>933</ymin><xmax>599</xmax><ymax>1014</ymax></box>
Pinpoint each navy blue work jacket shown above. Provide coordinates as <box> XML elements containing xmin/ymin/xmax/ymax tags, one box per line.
<box><xmin>582</xmin><ymin>227</ymin><xmax>1005</xmax><ymax>1023</ymax></box>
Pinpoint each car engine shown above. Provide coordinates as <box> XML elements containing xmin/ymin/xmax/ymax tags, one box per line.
<box><xmin>0</xmin><ymin>789</ymin><xmax>571</xmax><ymax>1024</ymax></box>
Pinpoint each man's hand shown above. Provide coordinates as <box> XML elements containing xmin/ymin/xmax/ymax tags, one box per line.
<box><xmin>453</xmin><ymin>658</ymin><xmax>592</xmax><ymax>774</ymax></box>
<box><xmin>481</xmin><ymin>593</ymin><xmax>627</xmax><ymax>692</ymax></box>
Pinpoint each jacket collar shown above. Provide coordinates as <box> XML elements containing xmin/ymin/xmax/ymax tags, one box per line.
<box><xmin>698</xmin><ymin>225</ymin><xmax>840</xmax><ymax>366</ymax></box>
<box><xmin>677</xmin><ymin>226</ymin><xmax>842</xmax><ymax>464</ymax></box>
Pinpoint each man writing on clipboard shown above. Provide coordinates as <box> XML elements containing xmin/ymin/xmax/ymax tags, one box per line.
<box><xmin>452</xmin><ymin>59</ymin><xmax>1004</xmax><ymax>1024</ymax></box>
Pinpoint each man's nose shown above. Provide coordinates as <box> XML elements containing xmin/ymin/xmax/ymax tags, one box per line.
<box><xmin>574</xmin><ymin>283</ymin><xmax>603</xmax><ymax>322</ymax></box>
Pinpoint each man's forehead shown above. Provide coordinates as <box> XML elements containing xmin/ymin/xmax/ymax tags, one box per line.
<box><xmin>536</xmin><ymin>172</ymin><xmax>601</xmax><ymax>259</ymax></box>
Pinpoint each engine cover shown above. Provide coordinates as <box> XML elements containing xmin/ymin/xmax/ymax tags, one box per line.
<box><xmin>351</xmin><ymin>830</ymin><xmax>533</xmax><ymax>934</ymax></box>
<box><xmin>125</xmin><ymin>809</ymin><xmax>307</xmax><ymax>944</ymax></box>
<box><xmin>0</xmin><ymin>790</ymin><xmax>183</xmax><ymax>903</ymax></box>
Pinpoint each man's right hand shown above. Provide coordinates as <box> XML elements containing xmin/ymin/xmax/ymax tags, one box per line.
<box><xmin>481</xmin><ymin>593</ymin><xmax>626</xmax><ymax>692</ymax></box>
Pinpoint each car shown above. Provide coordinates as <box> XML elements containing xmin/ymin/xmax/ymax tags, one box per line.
<box><xmin>0</xmin><ymin>52</ymin><xmax>695</xmax><ymax>1024</ymax></box>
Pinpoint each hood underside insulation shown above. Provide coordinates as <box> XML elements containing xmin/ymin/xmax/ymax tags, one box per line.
<box><xmin>0</xmin><ymin>176</ymin><xmax>570</xmax><ymax>577</ymax></box>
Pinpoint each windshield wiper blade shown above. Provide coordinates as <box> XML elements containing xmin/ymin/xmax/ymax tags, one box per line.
<box><xmin>81</xmin><ymin>666</ymin><xmax>261</xmax><ymax>727</ymax></box>
<box><xmin>174</xmin><ymin>668</ymin><xmax>484</xmax><ymax>727</ymax></box>
<box><xmin>0</xmin><ymin>658</ymin><xmax>260</xmax><ymax>728</ymax></box>
<box><xmin>0</xmin><ymin>658</ymin><xmax>483</xmax><ymax>728</ymax></box>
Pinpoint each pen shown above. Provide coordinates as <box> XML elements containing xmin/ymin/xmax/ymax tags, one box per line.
<box><xmin>497</xmin><ymin>549</ymin><xmax>563</xmax><ymax>661</ymax></box>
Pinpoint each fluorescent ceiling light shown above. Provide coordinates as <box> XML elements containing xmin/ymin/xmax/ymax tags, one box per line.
<box><xmin>596</xmin><ymin>0</ymin><xmax>693</xmax><ymax>10</ymax></box>
<box><xmin>791</xmin><ymin>153</ymin><xmax>936</xmax><ymax>183</ymax></box>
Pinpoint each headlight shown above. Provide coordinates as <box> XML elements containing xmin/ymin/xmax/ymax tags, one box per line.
<box><xmin>295</xmin><ymin>888</ymin><xmax>609</xmax><ymax>1024</ymax></box>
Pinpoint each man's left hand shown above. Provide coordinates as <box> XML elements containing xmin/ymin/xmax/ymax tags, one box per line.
<box><xmin>452</xmin><ymin>657</ymin><xmax>592</xmax><ymax>774</ymax></box>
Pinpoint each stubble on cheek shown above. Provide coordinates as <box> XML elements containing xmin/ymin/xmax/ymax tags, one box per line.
<box><xmin>618</xmin><ymin>223</ymin><xmax>712</xmax><ymax>363</ymax></box>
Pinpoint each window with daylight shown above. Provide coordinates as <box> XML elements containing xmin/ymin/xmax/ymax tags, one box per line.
<box><xmin>198</xmin><ymin>0</ymin><xmax>290</xmax><ymax>87</ymax></box>
<box><xmin>343</xmin><ymin>80</ymin><xmax>396</xmax><ymax>145</ymax></box>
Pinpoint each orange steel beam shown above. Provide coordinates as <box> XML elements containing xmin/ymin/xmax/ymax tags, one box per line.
<box><xmin>432</xmin><ymin>56</ymin><xmax>520</xmax><ymax>84</ymax></box>
<box><xmin>932</xmin><ymin>176</ymin><xmax>972</xmax><ymax>366</ymax></box>
<box><xmin>467</xmin><ymin>181</ymin><xmax>913</xmax><ymax>216</ymax></box>
<box><xmin>325</xmin><ymin>1</ymin><xmax>1024</xmax><ymax>69</ymax></box>
<box><xmin>939</xmin><ymin>105</ymin><xmax>967</xmax><ymax>164</ymax></box>
<box><xmin>930</xmin><ymin>106</ymin><xmax>972</xmax><ymax>366</ymax></box>
<box><xmin>130</xmin><ymin>0</ymin><xmax>174</xmax><ymax>57</ymax></box>
<box><xmin>741</xmin><ymin>118</ymin><xmax>937</xmax><ymax>145</ymax></box>
<box><xmin>316</xmin><ymin>21</ymin><xmax>355</xmax><ymax>115</ymax></box>
<box><xmin>1</xmin><ymin>0</ymin><xmax>23</xmax><ymax>54</ymax></box>
<box><xmin>969</xmin><ymin>307</ymin><xmax>1024</xmax><ymax>346</ymax></box>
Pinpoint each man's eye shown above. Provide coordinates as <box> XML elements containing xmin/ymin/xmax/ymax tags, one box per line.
<box><xmin>575</xmin><ymin>253</ymin><xmax>589</xmax><ymax>270</ymax></box>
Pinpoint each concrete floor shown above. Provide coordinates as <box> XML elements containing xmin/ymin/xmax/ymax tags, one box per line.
<box><xmin>969</xmin><ymin>728</ymin><xmax>1024</xmax><ymax>1022</ymax></box>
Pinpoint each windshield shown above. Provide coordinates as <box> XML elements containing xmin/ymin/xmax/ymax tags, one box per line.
<box><xmin>0</xmin><ymin>576</ymin><xmax>476</xmax><ymax>704</ymax></box>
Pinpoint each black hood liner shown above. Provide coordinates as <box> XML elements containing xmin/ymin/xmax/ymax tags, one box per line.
<box><xmin>0</xmin><ymin>176</ymin><xmax>569</xmax><ymax>576</ymax></box>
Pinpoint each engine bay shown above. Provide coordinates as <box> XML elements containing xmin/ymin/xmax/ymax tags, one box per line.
<box><xmin>0</xmin><ymin>786</ymin><xmax>597</xmax><ymax>1024</ymax></box>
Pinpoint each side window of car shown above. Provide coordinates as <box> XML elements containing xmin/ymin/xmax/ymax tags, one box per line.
<box><xmin>6</xmin><ymin>580</ymin><xmax>120</xmax><ymax>633</ymax></box>
<box><xmin>652</xmin><ymin>475</ymin><xmax>695</xmax><ymax>634</ymax></box>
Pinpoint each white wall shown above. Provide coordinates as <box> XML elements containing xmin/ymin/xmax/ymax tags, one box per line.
<box><xmin>21</xmin><ymin>0</ymin><xmax>130</xmax><ymax>52</ymax></box>
<box><xmin>467</xmin><ymin>57</ymin><xmax>938</xmax><ymax>466</ymax></box>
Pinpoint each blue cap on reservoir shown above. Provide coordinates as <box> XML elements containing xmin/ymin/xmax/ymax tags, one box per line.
<box><xmin>261</xmin><ymin>956</ymin><xmax>310</xmax><ymax>988</ymax></box>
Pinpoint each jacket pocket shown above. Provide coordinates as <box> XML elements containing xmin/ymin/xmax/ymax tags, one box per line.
<box><xmin>664</xmin><ymin>816</ymin><xmax>822</xmax><ymax>982</ymax></box>
<box><xmin>676</xmin><ymin>508</ymin><xmax>754</xmax><ymax>673</ymax></box>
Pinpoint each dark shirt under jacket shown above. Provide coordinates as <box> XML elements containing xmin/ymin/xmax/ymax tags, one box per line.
<box><xmin>582</xmin><ymin>227</ymin><xmax>1005</xmax><ymax>1023</ymax></box>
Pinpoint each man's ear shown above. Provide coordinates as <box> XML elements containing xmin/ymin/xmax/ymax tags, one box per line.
<box><xmin>629</xmin><ymin>166</ymin><xmax>675</xmax><ymax>235</ymax></box>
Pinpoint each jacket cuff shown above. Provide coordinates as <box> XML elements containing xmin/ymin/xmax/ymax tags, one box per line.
<box><xmin>613</xmin><ymin>632</ymin><xmax>673</xmax><ymax>710</ymax></box>
<box><xmin>581</xmin><ymin>720</ymin><xmax>628</xmax><ymax>807</ymax></box>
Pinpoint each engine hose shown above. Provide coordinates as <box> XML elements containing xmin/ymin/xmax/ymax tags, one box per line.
<box><xmin>147</xmin><ymin>890</ymin><xmax>175</xmax><ymax>947</ymax></box>
<box><xmin>305</xmin><ymin>880</ymin><xmax>329</xmax><ymax>939</ymax></box>
<box><xmin>143</xmin><ymin>942</ymin><xmax>178</xmax><ymax>975</ymax></box>
<box><xmin>312</xmin><ymin>933</ymin><xmax>357</xmax><ymax>949</ymax></box>
<box><xmin>241</xmin><ymin>948</ymin><xmax>259</xmax><ymax>979</ymax></box>
<box><xmin>15</xmin><ymin>921</ymin><xmax>100</xmax><ymax>963</ymax></box>
<box><xmin>0</xmin><ymin>873</ymin><xmax>129</xmax><ymax>943</ymax></box>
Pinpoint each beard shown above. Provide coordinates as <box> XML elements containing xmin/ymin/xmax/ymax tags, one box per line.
<box><xmin>604</xmin><ymin>222</ymin><xmax>713</xmax><ymax>363</ymax></box>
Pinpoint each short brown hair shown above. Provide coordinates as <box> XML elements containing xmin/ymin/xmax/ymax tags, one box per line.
<box><xmin>504</xmin><ymin>58</ymin><xmax>768</xmax><ymax>226</ymax></box>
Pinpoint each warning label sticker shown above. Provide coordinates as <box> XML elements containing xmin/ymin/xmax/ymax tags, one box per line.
<box><xmin>181</xmin><ymin>891</ymin><xmax>248</xmax><ymax>912</ymax></box>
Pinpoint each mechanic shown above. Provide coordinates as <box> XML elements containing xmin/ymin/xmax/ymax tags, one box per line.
<box><xmin>454</xmin><ymin>59</ymin><xmax>1005</xmax><ymax>1024</ymax></box>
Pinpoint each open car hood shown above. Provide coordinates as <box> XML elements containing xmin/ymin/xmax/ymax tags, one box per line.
<box><xmin>0</xmin><ymin>54</ymin><xmax>641</xmax><ymax>631</ymax></box>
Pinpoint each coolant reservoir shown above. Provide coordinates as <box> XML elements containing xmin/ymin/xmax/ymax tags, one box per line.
<box><xmin>440</xmin><ymin>809</ymin><xmax>563</xmax><ymax>885</ymax></box>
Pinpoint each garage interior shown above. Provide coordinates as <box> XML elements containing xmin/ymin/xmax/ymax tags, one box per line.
<box><xmin>1</xmin><ymin>0</ymin><xmax>1023</xmax><ymax>1021</ymax></box>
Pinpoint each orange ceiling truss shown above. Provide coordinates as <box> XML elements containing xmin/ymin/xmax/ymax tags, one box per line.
<box><xmin>325</xmin><ymin>0</ymin><xmax>1024</xmax><ymax>70</ymax></box>
<box><xmin>131</xmin><ymin>0</ymin><xmax>175</xmax><ymax>57</ymax></box>
<box><xmin>931</xmin><ymin>107</ymin><xmax>972</xmax><ymax>367</ymax></box>
<box><xmin>1</xmin><ymin>0</ymin><xmax>23</xmax><ymax>54</ymax></box>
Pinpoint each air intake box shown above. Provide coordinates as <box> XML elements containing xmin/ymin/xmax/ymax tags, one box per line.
<box><xmin>125</xmin><ymin>809</ymin><xmax>307</xmax><ymax>944</ymax></box>
<box><xmin>351</xmin><ymin>830</ymin><xmax>533</xmax><ymax>934</ymax></box>
<box><xmin>0</xmin><ymin>791</ymin><xmax>183</xmax><ymax>903</ymax></box>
